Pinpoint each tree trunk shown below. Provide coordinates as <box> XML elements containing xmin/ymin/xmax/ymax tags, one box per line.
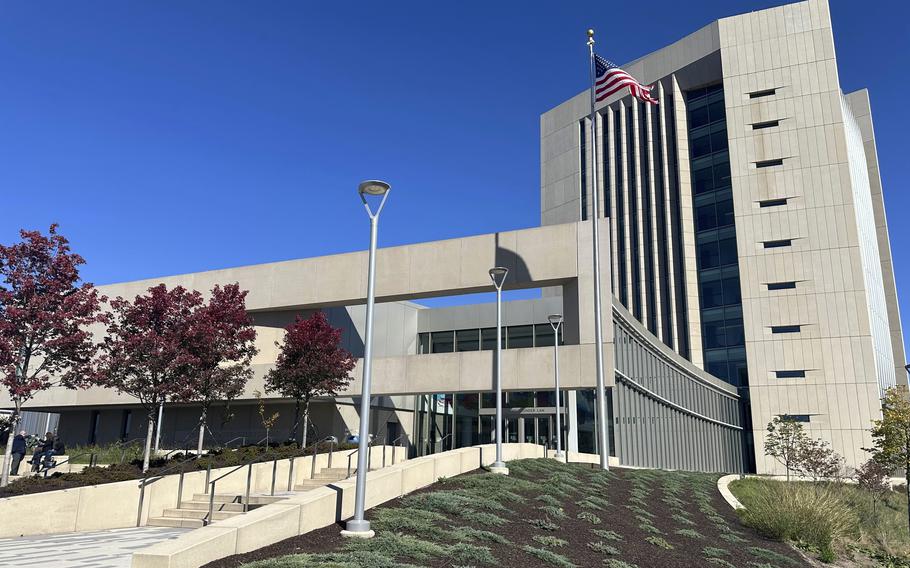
<box><xmin>0</xmin><ymin>402</ymin><xmax>21</xmax><ymax>487</ymax></box>
<box><xmin>290</xmin><ymin>398</ymin><xmax>301</xmax><ymax>444</ymax></box>
<box><xmin>142</xmin><ymin>415</ymin><xmax>154</xmax><ymax>472</ymax></box>
<box><xmin>196</xmin><ymin>407</ymin><xmax>207</xmax><ymax>455</ymax></box>
<box><xmin>300</xmin><ymin>400</ymin><xmax>310</xmax><ymax>450</ymax></box>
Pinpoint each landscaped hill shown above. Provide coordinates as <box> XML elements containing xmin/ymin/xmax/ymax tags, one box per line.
<box><xmin>206</xmin><ymin>458</ymin><xmax>808</xmax><ymax>568</ymax></box>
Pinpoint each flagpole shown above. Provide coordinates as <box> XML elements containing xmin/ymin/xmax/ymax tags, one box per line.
<box><xmin>587</xmin><ymin>28</ymin><xmax>610</xmax><ymax>471</ymax></box>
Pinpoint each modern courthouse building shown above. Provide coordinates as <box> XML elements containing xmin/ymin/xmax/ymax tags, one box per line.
<box><xmin>5</xmin><ymin>0</ymin><xmax>903</xmax><ymax>475</ymax></box>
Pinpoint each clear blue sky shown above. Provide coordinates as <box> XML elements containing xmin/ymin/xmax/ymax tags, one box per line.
<box><xmin>0</xmin><ymin>1</ymin><xmax>907</xmax><ymax>355</ymax></box>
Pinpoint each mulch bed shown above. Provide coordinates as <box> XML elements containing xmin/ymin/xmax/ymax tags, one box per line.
<box><xmin>205</xmin><ymin>459</ymin><xmax>809</xmax><ymax>568</ymax></box>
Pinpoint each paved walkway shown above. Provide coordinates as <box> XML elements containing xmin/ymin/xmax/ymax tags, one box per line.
<box><xmin>0</xmin><ymin>526</ymin><xmax>189</xmax><ymax>568</ymax></box>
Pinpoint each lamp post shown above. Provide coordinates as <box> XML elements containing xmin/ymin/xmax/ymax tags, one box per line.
<box><xmin>342</xmin><ymin>180</ymin><xmax>390</xmax><ymax>539</ymax></box>
<box><xmin>489</xmin><ymin>267</ymin><xmax>509</xmax><ymax>475</ymax></box>
<box><xmin>548</xmin><ymin>314</ymin><xmax>564</xmax><ymax>460</ymax></box>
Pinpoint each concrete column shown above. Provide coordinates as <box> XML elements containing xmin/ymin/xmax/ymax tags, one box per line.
<box><xmin>657</xmin><ymin>81</ymin><xmax>678</xmax><ymax>351</ymax></box>
<box><xmin>645</xmin><ymin>101</ymin><xmax>664</xmax><ymax>341</ymax></box>
<box><xmin>632</xmin><ymin>102</ymin><xmax>648</xmax><ymax>327</ymax></box>
<box><xmin>671</xmin><ymin>74</ymin><xmax>704</xmax><ymax>368</ymax></box>
<box><xmin>566</xmin><ymin>390</ymin><xmax>579</xmax><ymax>453</ymax></box>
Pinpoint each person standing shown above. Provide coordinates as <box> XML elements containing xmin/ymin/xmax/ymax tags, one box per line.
<box><xmin>10</xmin><ymin>430</ymin><xmax>27</xmax><ymax>476</ymax></box>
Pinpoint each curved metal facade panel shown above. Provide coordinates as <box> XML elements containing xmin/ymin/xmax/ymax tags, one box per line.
<box><xmin>612</xmin><ymin>301</ymin><xmax>744</xmax><ymax>472</ymax></box>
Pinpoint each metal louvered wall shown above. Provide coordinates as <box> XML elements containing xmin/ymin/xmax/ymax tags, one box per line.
<box><xmin>612</xmin><ymin>300</ymin><xmax>744</xmax><ymax>473</ymax></box>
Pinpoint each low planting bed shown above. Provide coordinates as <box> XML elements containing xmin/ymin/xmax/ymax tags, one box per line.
<box><xmin>731</xmin><ymin>477</ymin><xmax>910</xmax><ymax>566</ymax></box>
<box><xmin>205</xmin><ymin>458</ymin><xmax>808</xmax><ymax>568</ymax></box>
<box><xmin>0</xmin><ymin>442</ymin><xmax>355</xmax><ymax>498</ymax></box>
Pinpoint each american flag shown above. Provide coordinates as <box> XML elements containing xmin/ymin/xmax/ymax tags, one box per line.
<box><xmin>594</xmin><ymin>54</ymin><xmax>658</xmax><ymax>104</ymax></box>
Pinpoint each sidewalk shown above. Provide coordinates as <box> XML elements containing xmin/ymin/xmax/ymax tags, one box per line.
<box><xmin>0</xmin><ymin>526</ymin><xmax>189</xmax><ymax>568</ymax></box>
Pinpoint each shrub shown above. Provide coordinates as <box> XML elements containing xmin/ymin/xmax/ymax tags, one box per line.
<box><xmin>586</xmin><ymin>541</ymin><xmax>619</xmax><ymax>555</ymax></box>
<box><xmin>577</xmin><ymin>511</ymin><xmax>602</xmax><ymax>525</ymax></box>
<box><xmin>671</xmin><ymin>513</ymin><xmax>695</xmax><ymax>526</ymax></box>
<box><xmin>532</xmin><ymin>535</ymin><xmax>568</xmax><ymax>548</ymax></box>
<box><xmin>460</xmin><ymin>509</ymin><xmax>508</xmax><ymax>527</ymax></box>
<box><xmin>450</xmin><ymin>526</ymin><xmax>509</xmax><ymax>545</ymax></box>
<box><xmin>705</xmin><ymin>559</ymin><xmax>736</xmax><ymax>568</ymax></box>
<box><xmin>343</xmin><ymin>532</ymin><xmax>446</xmax><ymax>562</ymax></box>
<box><xmin>447</xmin><ymin>542</ymin><xmax>496</xmax><ymax>565</ymax></box>
<box><xmin>718</xmin><ymin>532</ymin><xmax>746</xmax><ymax>544</ymax></box>
<box><xmin>538</xmin><ymin>505</ymin><xmax>568</xmax><ymax>519</ymax></box>
<box><xmin>738</xmin><ymin>481</ymin><xmax>856</xmax><ymax>560</ymax></box>
<box><xmin>638</xmin><ymin>522</ymin><xmax>662</xmax><ymax>534</ymax></box>
<box><xmin>521</xmin><ymin>546</ymin><xmax>576</xmax><ymax>567</ymax></box>
<box><xmin>603</xmin><ymin>560</ymin><xmax>639</xmax><ymax>568</ymax></box>
<box><xmin>591</xmin><ymin>529</ymin><xmax>623</xmax><ymax>541</ymax></box>
<box><xmin>674</xmin><ymin>528</ymin><xmax>703</xmax><ymax>539</ymax></box>
<box><xmin>645</xmin><ymin>536</ymin><xmax>673</xmax><ymax>550</ymax></box>
<box><xmin>537</xmin><ymin>494</ymin><xmax>561</xmax><ymax>507</ymax></box>
<box><xmin>702</xmin><ymin>547</ymin><xmax>730</xmax><ymax>559</ymax></box>
<box><xmin>747</xmin><ymin>547</ymin><xmax>799</xmax><ymax>566</ymax></box>
<box><xmin>526</xmin><ymin>518</ymin><xmax>560</xmax><ymax>531</ymax></box>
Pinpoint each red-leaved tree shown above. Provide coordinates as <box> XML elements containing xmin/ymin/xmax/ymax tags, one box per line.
<box><xmin>176</xmin><ymin>284</ymin><xmax>257</xmax><ymax>454</ymax></box>
<box><xmin>96</xmin><ymin>284</ymin><xmax>202</xmax><ymax>471</ymax></box>
<box><xmin>265</xmin><ymin>312</ymin><xmax>355</xmax><ymax>446</ymax></box>
<box><xmin>0</xmin><ymin>225</ymin><xmax>105</xmax><ymax>486</ymax></box>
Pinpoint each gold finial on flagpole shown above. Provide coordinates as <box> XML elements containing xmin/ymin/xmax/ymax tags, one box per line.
<box><xmin>587</xmin><ymin>28</ymin><xmax>595</xmax><ymax>46</ymax></box>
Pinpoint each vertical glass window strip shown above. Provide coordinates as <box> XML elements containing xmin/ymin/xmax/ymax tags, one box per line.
<box><xmin>627</xmin><ymin>104</ymin><xmax>641</xmax><ymax>319</ymax></box>
<box><xmin>614</xmin><ymin>108</ymin><xmax>628</xmax><ymax>307</ymax></box>
<box><xmin>640</xmin><ymin>101</ymin><xmax>656</xmax><ymax>334</ymax></box>
<box><xmin>601</xmin><ymin>112</ymin><xmax>611</xmax><ymax>217</ymax></box>
<box><xmin>579</xmin><ymin>120</ymin><xmax>588</xmax><ymax>221</ymax></box>
<box><xmin>686</xmin><ymin>83</ymin><xmax>748</xmax><ymax>389</ymax></box>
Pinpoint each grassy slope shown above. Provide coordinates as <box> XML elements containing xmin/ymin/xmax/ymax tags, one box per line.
<box><xmin>730</xmin><ymin>477</ymin><xmax>910</xmax><ymax>563</ymax></box>
<box><xmin>220</xmin><ymin>459</ymin><xmax>809</xmax><ymax>568</ymax></box>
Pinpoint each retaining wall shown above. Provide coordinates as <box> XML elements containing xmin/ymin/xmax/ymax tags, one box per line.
<box><xmin>0</xmin><ymin>446</ymin><xmax>403</xmax><ymax>538</ymax></box>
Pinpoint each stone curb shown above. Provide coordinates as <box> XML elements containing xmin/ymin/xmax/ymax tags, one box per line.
<box><xmin>717</xmin><ymin>474</ymin><xmax>745</xmax><ymax>510</ymax></box>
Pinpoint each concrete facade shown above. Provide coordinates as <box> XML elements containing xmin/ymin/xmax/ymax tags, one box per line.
<box><xmin>540</xmin><ymin>0</ymin><xmax>905</xmax><ymax>472</ymax></box>
<box><xmin>1</xmin><ymin>0</ymin><xmax>899</xmax><ymax>476</ymax></box>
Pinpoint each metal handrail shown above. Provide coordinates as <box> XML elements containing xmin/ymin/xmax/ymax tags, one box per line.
<box><xmin>435</xmin><ymin>433</ymin><xmax>454</xmax><ymax>454</ymax></box>
<box><xmin>308</xmin><ymin>436</ymin><xmax>337</xmax><ymax>481</ymax></box>
<box><xmin>389</xmin><ymin>435</ymin><xmax>406</xmax><ymax>466</ymax></box>
<box><xmin>221</xmin><ymin>436</ymin><xmax>246</xmax><ymax>449</ymax></box>
<box><xmin>135</xmin><ymin>453</ymin><xmax>200</xmax><ymax>526</ymax></box>
<box><xmin>346</xmin><ymin>432</ymin><xmax>384</xmax><ymax>478</ymax></box>
<box><xmin>206</xmin><ymin>446</ymin><xmax>292</xmax><ymax>525</ymax></box>
<box><xmin>33</xmin><ymin>449</ymin><xmax>97</xmax><ymax>477</ymax></box>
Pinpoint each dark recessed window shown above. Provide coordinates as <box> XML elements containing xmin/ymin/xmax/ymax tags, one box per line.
<box><xmin>430</xmin><ymin>331</ymin><xmax>454</xmax><ymax>353</ymax></box>
<box><xmin>455</xmin><ymin>329</ymin><xmax>480</xmax><ymax>352</ymax></box>
<box><xmin>752</xmin><ymin>120</ymin><xmax>780</xmax><ymax>130</ymax></box>
<box><xmin>749</xmin><ymin>88</ymin><xmax>776</xmax><ymax>99</ymax></box>
<box><xmin>756</xmin><ymin>158</ymin><xmax>784</xmax><ymax>168</ymax></box>
<box><xmin>780</xmin><ymin>414</ymin><xmax>810</xmax><ymax>423</ymax></box>
<box><xmin>775</xmin><ymin>370</ymin><xmax>806</xmax><ymax>379</ymax></box>
<box><xmin>759</xmin><ymin>198</ymin><xmax>788</xmax><ymax>208</ymax></box>
<box><xmin>771</xmin><ymin>325</ymin><xmax>801</xmax><ymax>334</ymax></box>
<box><xmin>763</xmin><ymin>239</ymin><xmax>792</xmax><ymax>249</ymax></box>
<box><xmin>767</xmin><ymin>281</ymin><xmax>797</xmax><ymax>290</ymax></box>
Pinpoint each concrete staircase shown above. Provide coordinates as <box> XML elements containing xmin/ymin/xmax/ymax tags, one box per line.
<box><xmin>146</xmin><ymin>494</ymin><xmax>286</xmax><ymax>528</ymax></box>
<box><xmin>292</xmin><ymin>467</ymin><xmax>354</xmax><ymax>491</ymax></box>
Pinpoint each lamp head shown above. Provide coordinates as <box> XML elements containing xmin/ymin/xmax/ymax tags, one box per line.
<box><xmin>548</xmin><ymin>314</ymin><xmax>563</xmax><ymax>327</ymax></box>
<box><xmin>358</xmin><ymin>180</ymin><xmax>391</xmax><ymax>197</ymax></box>
<box><xmin>488</xmin><ymin>267</ymin><xmax>508</xmax><ymax>289</ymax></box>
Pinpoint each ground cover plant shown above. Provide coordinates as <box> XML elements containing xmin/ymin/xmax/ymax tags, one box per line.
<box><xmin>205</xmin><ymin>458</ymin><xmax>809</xmax><ymax>568</ymax></box>
<box><xmin>730</xmin><ymin>476</ymin><xmax>910</xmax><ymax>564</ymax></box>
<box><xmin>0</xmin><ymin>441</ymin><xmax>355</xmax><ymax>498</ymax></box>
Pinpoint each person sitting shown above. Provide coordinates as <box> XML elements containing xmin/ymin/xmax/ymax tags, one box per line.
<box><xmin>29</xmin><ymin>432</ymin><xmax>56</xmax><ymax>473</ymax></box>
<box><xmin>10</xmin><ymin>430</ymin><xmax>27</xmax><ymax>476</ymax></box>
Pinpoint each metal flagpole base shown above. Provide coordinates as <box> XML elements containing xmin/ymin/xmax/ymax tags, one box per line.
<box><xmin>552</xmin><ymin>451</ymin><xmax>565</xmax><ymax>461</ymax></box>
<box><xmin>490</xmin><ymin>463</ymin><xmax>509</xmax><ymax>475</ymax></box>
<box><xmin>341</xmin><ymin>519</ymin><xmax>374</xmax><ymax>539</ymax></box>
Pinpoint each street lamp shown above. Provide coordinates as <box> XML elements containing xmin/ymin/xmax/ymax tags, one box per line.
<box><xmin>489</xmin><ymin>267</ymin><xmax>509</xmax><ymax>475</ymax></box>
<box><xmin>548</xmin><ymin>314</ymin><xmax>564</xmax><ymax>459</ymax></box>
<box><xmin>342</xmin><ymin>179</ymin><xmax>391</xmax><ymax>539</ymax></box>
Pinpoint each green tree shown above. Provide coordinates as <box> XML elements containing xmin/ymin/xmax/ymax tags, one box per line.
<box><xmin>869</xmin><ymin>386</ymin><xmax>910</xmax><ymax>534</ymax></box>
<box><xmin>764</xmin><ymin>416</ymin><xmax>808</xmax><ymax>482</ymax></box>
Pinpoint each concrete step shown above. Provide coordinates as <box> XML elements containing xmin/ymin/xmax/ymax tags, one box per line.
<box><xmin>160</xmin><ymin>508</ymin><xmax>239</xmax><ymax>520</ymax></box>
<box><xmin>179</xmin><ymin>500</ymin><xmax>246</xmax><ymax>512</ymax></box>
<box><xmin>146</xmin><ymin>517</ymin><xmax>205</xmax><ymax>529</ymax></box>
<box><xmin>190</xmin><ymin>493</ymin><xmax>285</xmax><ymax>505</ymax></box>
